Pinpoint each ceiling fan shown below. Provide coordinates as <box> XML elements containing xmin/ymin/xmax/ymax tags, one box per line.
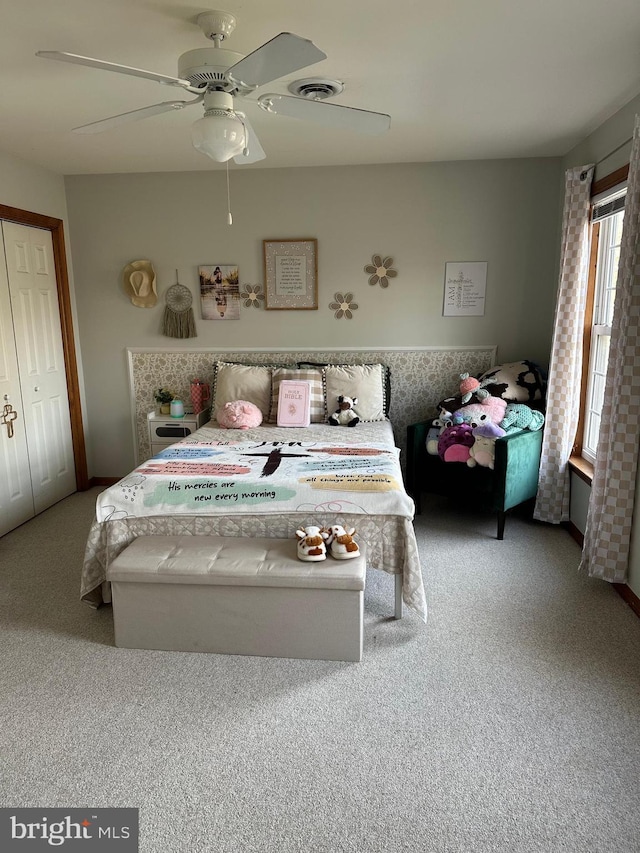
<box><xmin>36</xmin><ymin>9</ymin><xmax>391</xmax><ymax>165</ymax></box>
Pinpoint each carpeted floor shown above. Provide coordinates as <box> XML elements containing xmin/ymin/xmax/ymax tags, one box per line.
<box><xmin>2</xmin><ymin>488</ymin><xmax>640</xmax><ymax>852</ymax></box>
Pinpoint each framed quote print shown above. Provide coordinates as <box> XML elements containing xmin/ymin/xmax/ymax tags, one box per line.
<box><xmin>263</xmin><ymin>238</ymin><xmax>318</xmax><ymax>310</ymax></box>
<box><xmin>443</xmin><ymin>262</ymin><xmax>487</xmax><ymax>316</ymax></box>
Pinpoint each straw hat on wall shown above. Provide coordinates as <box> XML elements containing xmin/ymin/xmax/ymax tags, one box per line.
<box><xmin>122</xmin><ymin>259</ymin><xmax>157</xmax><ymax>308</ymax></box>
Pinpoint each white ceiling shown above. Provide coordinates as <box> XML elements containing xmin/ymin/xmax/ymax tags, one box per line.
<box><xmin>1</xmin><ymin>0</ymin><xmax>640</xmax><ymax>175</ymax></box>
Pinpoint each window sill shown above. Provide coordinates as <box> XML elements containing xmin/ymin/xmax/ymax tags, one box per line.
<box><xmin>569</xmin><ymin>455</ymin><xmax>594</xmax><ymax>486</ymax></box>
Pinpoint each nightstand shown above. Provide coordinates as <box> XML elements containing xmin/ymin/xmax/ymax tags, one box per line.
<box><xmin>148</xmin><ymin>409</ymin><xmax>210</xmax><ymax>457</ymax></box>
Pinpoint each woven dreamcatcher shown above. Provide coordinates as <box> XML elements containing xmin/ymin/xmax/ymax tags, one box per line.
<box><xmin>162</xmin><ymin>270</ymin><xmax>197</xmax><ymax>338</ymax></box>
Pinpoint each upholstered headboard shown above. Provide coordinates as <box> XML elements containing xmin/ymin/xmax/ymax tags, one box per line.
<box><xmin>127</xmin><ymin>346</ymin><xmax>497</xmax><ymax>466</ymax></box>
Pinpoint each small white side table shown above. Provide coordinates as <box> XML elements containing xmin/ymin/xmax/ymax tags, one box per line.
<box><xmin>147</xmin><ymin>409</ymin><xmax>210</xmax><ymax>457</ymax></box>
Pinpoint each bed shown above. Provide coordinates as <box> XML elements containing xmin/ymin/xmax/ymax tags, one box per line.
<box><xmin>81</xmin><ymin>419</ymin><xmax>427</xmax><ymax>621</ymax></box>
<box><xmin>83</xmin><ymin>359</ymin><xmax>427</xmax><ymax>621</ymax></box>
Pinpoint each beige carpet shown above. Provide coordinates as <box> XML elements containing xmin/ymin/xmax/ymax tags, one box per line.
<box><xmin>1</xmin><ymin>488</ymin><xmax>640</xmax><ymax>852</ymax></box>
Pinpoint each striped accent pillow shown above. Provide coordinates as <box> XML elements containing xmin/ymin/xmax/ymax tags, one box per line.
<box><xmin>269</xmin><ymin>368</ymin><xmax>324</xmax><ymax>423</ymax></box>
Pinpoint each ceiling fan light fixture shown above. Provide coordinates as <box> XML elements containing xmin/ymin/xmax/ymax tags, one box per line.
<box><xmin>191</xmin><ymin>90</ymin><xmax>246</xmax><ymax>162</ymax></box>
<box><xmin>191</xmin><ymin>110</ymin><xmax>246</xmax><ymax>162</ymax></box>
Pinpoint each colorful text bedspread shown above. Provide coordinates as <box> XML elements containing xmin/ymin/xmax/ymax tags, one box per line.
<box><xmin>96</xmin><ymin>437</ymin><xmax>415</xmax><ymax>523</ymax></box>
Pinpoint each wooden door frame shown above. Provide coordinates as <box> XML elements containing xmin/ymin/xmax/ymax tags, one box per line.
<box><xmin>0</xmin><ymin>203</ymin><xmax>89</xmax><ymax>490</ymax></box>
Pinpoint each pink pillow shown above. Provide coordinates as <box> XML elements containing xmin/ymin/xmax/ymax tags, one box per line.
<box><xmin>217</xmin><ymin>400</ymin><xmax>263</xmax><ymax>429</ymax></box>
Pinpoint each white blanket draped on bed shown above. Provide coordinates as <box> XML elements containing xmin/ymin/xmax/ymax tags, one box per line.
<box><xmin>82</xmin><ymin>421</ymin><xmax>427</xmax><ymax>621</ymax></box>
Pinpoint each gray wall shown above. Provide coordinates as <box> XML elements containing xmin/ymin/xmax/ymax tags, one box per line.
<box><xmin>65</xmin><ymin>159</ymin><xmax>562</xmax><ymax>477</ymax></box>
<box><xmin>0</xmin><ymin>147</ymin><xmax>69</xmax><ymax>220</ymax></box>
<box><xmin>564</xmin><ymin>93</ymin><xmax>640</xmax><ymax>182</ymax></box>
<box><xmin>563</xmin><ymin>92</ymin><xmax>640</xmax><ymax>597</ymax></box>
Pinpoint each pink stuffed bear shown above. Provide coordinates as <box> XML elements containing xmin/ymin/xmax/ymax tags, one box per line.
<box><xmin>217</xmin><ymin>400</ymin><xmax>263</xmax><ymax>429</ymax></box>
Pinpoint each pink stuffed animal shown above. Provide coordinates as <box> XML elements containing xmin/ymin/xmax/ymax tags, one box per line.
<box><xmin>459</xmin><ymin>372</ymin><xmax>481</xmax><ymax>404</ymax></box>
<box><xmin>217</xmin><ymin>400</ymin><xmax>263</xmax><ymax>429</ymax></box>
<box><xmin>438</xmin><ymin>423</ymin><xmax>475</xmax><ymax>462</ymax></box>
<box><xmin>453</xmin><ymin>395</ymin><xmax>507</xmax><ymax>428</ymax></box>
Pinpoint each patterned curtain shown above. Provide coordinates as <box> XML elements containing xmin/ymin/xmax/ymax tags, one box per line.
<box><xmin>534</xmin><ymin>165</ymin><xmax>594</xmax><ymax>523</ymax></box>
<box><xmin>580</xmin><ymin>116</ymin><xmax>640</xmax><ymax>582</ymax></box>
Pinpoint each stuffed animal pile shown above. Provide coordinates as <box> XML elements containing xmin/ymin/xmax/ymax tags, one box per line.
<box><xmin>427</xmin><ymin>369</ymin><xmax>545</xmax><ymax>469</ymax></box>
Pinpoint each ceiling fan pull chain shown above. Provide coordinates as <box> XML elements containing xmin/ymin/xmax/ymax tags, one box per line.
<box><xmin>226</xmin><ymin>160</ymin><xmax>233</xmax><ymax>226</ymax></box>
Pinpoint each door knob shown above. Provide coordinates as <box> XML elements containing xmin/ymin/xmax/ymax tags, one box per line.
<box><xmin>34</xmin><ymin>386</ymin><xmax>40</xmax><ymax>392</ymax></box>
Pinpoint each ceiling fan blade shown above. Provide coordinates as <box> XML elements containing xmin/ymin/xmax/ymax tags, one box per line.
<box><xmin>226</xmin><ymin>33</ymin><xmax>326</xmax><ymax>89</ymax></box>
<box><xmin>233</xmin><ymin>114</ymin><xmax>266</xmax><ymax>164</ymax></box>
<box><xmin>258</xmin><ymin>93</ymin><xmax>391</xmax><ymax>135</ymax></box>
<box><xmin>72</xmin><ymin>99</ymin><xmax>200</xmax><ymax>134</ymax></box>
<box><xmin>36</xmin><ymin>51</ymin><xmax>196</xmax><ymax>90</ymax></box>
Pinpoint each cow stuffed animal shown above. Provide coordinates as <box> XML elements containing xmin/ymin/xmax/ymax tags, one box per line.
<box><xmin>295</xmin><ymin>526</ymin><xmax>328</xmax><ymax>562</ymax></box>
<box><xmin>323</xmin><ymin>524</ymin><xmax>361</xmax><ymax>559</ymax></box>
<box><xmin>329</xmin><ymin>395</ymin><xmax>360</xmax><ymax>427</ymax></box>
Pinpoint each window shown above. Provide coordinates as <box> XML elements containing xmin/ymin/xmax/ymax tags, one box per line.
<box><xmin>577</xmin><ymin>187</ymin><xmax>626</xmax><ymax>465</ymax></box>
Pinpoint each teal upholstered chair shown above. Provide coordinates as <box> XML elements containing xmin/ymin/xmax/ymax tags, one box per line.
<box><xmin>406</xmin><ymin>419</ymin><xmax>543</xmax><ymax>539</ymax></box>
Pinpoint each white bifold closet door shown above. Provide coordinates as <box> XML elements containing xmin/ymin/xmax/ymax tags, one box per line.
<box><xmin>0</xmin><ymin>221</ymin><xmax>75</xmax><ymax>536</ymax></box>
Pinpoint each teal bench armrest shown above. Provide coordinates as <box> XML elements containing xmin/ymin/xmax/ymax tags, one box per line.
<box><xmin>406</xmin><ymin>418</ymin><xmax>543</xmax><ymax>538</ymax></box>
<box><xmin>494</xmin><ymin>428</ymin><xmax>543</xmax><ymax>512</ymax></box>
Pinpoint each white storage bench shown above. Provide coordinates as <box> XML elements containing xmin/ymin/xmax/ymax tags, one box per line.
<box><xmin>106</xmin><ymin>535</ymin><xmax>366</xmax><ymax>662</ymax></box>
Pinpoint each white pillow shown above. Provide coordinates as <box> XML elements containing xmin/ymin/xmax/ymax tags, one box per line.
<box><xmin>270</xmin><ymin>367</ymin><xmax>324</xmax><ymax>423</ymax></box>
<box><xmin>213</xmin><ymin>362</ymin><xmax>272</xmax><ymax>422</ymax></box>
<box><xmin>322</xmin><ymin>364</ymin><xmax>387</xmax><ymax>422</ymax></box>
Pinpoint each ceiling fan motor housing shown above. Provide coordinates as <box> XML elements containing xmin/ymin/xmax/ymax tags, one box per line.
<box><xmin>178</xmin><ymin>48</ymin><xmax>246</xmax><ymax>92</ymax></box>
